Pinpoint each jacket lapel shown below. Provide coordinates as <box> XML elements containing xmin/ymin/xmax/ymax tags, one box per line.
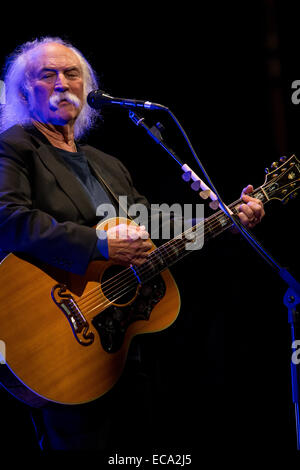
<box><xmin>27</xmin><ymin>127</ymin><xmax>97</xmax><ymax>222</ymax></box>
<box><xmin>43</xmin><ymin>145</ymin><xmax>97</xmax><ymax>221</ymax></box>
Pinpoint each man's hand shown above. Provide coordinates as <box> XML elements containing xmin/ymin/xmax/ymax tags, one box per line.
<box><xmin>238</xmin><ymin>184</ymin><xmax>265</xmax><ymax>229</ymax></box>
<box><xmin>106</xmin><ymin>223</ymin><xmax>152</xmax><ymax>266</ymax></box>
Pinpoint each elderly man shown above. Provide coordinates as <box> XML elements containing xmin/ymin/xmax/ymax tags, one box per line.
<box><xmin>0</xmin><ymin>37</ymin><xmax>264</xmax><ymax>451</ymax></box>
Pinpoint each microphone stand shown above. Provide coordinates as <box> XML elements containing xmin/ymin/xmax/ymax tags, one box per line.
<box><xmin>128</xmin><ymin>109</ymin><xmax>300</xmax><ymax>449</ymax></box>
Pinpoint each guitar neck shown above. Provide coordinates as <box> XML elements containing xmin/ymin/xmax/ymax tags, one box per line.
<box><xmin>203</xmin><ymin>185</ymin><xmax>268</xmax><ymax>241</ymax></box>
<box><xmin>135</xmin><ymin>186</ymin><xmax>269</xmax><ymax>282</ymax></box>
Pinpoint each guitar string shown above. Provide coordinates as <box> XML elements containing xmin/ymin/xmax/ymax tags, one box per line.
<box><xmin>77</xmin><ymin>226</ymin><xmax>209</xmax><ymax>309</ymax></box>
<box><xmin>76</xmin><ymin>186</ymin><xmax>266</xmax><ymax>311</ymax></box>
<box><xmin>79</xmin><ymin>244</ymin><xmax>200</xmax><ymax>315</ymax></box>
<box><xmin>79</xmin><ymin>162</ymin><xmax>299</xmax><ymax>308</ymax></box>
<box><xmin>76</xmin><ymin>202</ymin><xmax>234</xmax><ymax>310</ymax></box>
<box><xmin>78</xmin><ymin>239</ymin><xmax>194</xmax><ymax>314</ymax></box>
<box><xmin>76</xmin><ymin>192</ymin><xmax>247</xmax><ymax>308</ymax></box>
<box><xmin>75</xmin><ymin>189</ymin><xmax>268</xmax><ymax>315</ymax></box>
<box><xmin>75</xmin><ymin>188</ymin><xmax>266</xmax><ymax>313</ymax></box>
<box><xmin>82</xmin><ymin>176</ymin><xmax>299</xmax><ymax>315</ymax></box>
<box><xmin>76</xmin><ymin>223</ymin><xmax>217</xmax><ymax>314</ymax></box>
<box><xmin>63</xmin><ymin>170</ymin><xmax>298</xmax><ymax>314</ymax></box>
<box><xmin>81</xmin><ymin>175</ymin><xmax>286</xmax><ymax>308</ymax></box>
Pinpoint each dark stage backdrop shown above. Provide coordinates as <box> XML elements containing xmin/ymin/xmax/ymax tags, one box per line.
<box><xmin>0</xmin><ymin>1</ymin><xmax>298</xmax><ymax>461</ymax></box>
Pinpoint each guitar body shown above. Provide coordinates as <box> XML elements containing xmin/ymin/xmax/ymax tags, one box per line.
<box><xmin>0</xmin><ymin>217</ymin><xmax>180</xmax><ymax>406</ymax></box>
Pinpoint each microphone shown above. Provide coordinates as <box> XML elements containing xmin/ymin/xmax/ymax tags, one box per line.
<box><xmin>87</xmin><ymin>90</ymin><xmax>167</xmax><ymax>111</ymax></box>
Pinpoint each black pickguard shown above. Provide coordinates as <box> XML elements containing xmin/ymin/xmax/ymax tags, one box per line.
<box><xmin>92</xmin><ymin>274</ymin><xmax>166</xmax><ymax>353</ymax></box>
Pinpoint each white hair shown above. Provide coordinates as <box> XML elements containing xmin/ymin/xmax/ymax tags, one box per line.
<box><xmin>0</xmin><ymin>37</ymin><xmax>101</xmax><ymax>139</ymax></box>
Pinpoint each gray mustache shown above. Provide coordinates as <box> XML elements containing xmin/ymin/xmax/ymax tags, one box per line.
<box><xmin>49</xmin><ymin>92</ymin><xmax>81</xmax><ymax>110</ymax></box>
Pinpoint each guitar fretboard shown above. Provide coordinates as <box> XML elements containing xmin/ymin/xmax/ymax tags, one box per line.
<box><xmin>134</xmin><ymin>186</ymin><xmax>269</xmax><ymax>284</ymax></box>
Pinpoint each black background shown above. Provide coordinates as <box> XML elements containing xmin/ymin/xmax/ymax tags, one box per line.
<box><xmin>0</xmin><ymin>1</ymin><xmax>299</xmax><ymax>463</ymax></box>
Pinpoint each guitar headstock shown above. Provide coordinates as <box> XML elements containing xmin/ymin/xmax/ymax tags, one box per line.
<box><xmin>263</xmin><ymin>154</ymin><xmax>300</xmax><ymax>203</ymax></box>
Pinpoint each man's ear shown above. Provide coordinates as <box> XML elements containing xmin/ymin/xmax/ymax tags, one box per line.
<box><xmin>19</xmin><ymin>88</ymin><xmax>34</xmax><ymax>113</ymax></box>
<box><xmin>19</xmin><ymin>81</ymin><xmax>31</xmax><ymax>102</ymax></box>
<box><xmin>19</xmin><ymin>88</ymin><xmax>28</xmax><ymax>102</ymax></box>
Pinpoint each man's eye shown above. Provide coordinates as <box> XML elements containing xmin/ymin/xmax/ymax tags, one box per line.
<box><xmin>66</xmin><ymin>72</ymin><xmax>79</xmax><ymax>78</ymax></box>
<box><xmin>41</xmin><ymin>73</ymin><xmax>55</xmax><ymax>80</ymax></box>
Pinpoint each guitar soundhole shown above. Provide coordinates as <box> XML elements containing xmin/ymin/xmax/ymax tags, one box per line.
<box><xmin>92</xmin><ymin>274</ymin><xmax>166</xmax><ymax>353</ymax></box>
<box><xmin>101</xmin><ymin>265</ymin><xmax>139</xmax><ymax>305</ymax></box>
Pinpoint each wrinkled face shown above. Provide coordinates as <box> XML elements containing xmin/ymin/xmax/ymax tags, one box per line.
<box><xmin>26</xmin><ymin>43</ymin><xmax>84</xmax><ymax>126</ymax></box>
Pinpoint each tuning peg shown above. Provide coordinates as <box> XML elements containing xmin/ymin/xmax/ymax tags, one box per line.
<box><xmin>209</xmin><ymin>200</ymin><xmax>220</xmax><ymax>210</ymax></box>
<box><xmin>199</xmin><ymin>189</ymin><xmax>211</xmax><ymax>199</ymax></box>
<box><xmin>271</xmin><ymin>161</ymin><xmax>279</xmax><ymax>169</ymax></box>
<box><xmin>182</xmin><ymin>170</ymin><xmax>191</xmax><ymax>182</ymax></box>
<box><xmin>279</xmin><ymin>156</ymin><xmax>287</xmax><ymax>162</ymax></box>
<box><xmin>265</xmin><ymin>167</ymin><xmax>270</xmax><ymax>174</ymax></box>
<box><xmin>191</xmin><ymin>180</ymin><xmax>201</xmax><ymax>191</ymax></box>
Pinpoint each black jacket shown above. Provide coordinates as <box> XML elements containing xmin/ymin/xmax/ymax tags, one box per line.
<box><xmin>0</xmin><ymin>124</ymin><xmax>148</xmax><ymax>274</ymax></box>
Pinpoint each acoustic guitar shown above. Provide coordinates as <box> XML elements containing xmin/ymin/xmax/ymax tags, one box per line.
<box><xmin>0</xmin><ymin>155</ymin><xmax>299</xmax><ymax>407</ymax></box>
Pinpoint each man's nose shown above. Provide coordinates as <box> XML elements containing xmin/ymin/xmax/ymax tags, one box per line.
<box><xmin>54</xmin><ymin>73</ymin><xmax>69</xmax><ymax>92</ymax></box>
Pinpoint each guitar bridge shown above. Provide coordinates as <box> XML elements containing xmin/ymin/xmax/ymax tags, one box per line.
<box><xmin>51</xmin><ymin>284</ymin><xmax>94</xmax><ymax>346</ymax></box>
